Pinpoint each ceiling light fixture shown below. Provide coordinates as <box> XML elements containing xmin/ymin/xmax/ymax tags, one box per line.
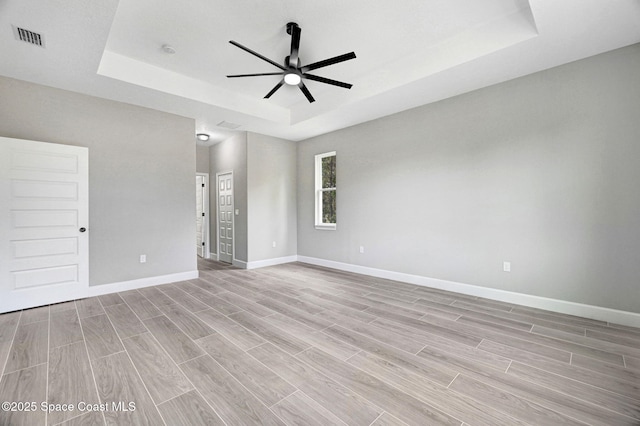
<box><xmin>284</xmin><ymin>72</ymin><xmax>301</xmax><ymax>86</ymax></box>
<box><xmin>196</xmin><ymin>133</ymin><xmax>210</xmax><ymax>141</ymax></box>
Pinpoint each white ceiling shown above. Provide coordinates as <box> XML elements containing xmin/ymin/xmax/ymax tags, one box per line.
<box><xmin>1</xmin><ymin>0</ymin><xmax>639</xmax><ymax>144</ymax></box>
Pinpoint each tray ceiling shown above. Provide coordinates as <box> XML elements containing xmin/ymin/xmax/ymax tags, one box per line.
<box><xmin>1</xmin><ymin>0</ymin><xmax>639</xmax><ymax>143</ymax></box>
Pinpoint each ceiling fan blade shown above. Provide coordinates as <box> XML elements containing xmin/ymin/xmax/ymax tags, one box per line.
<box><xmin>298</xmin><ymin>81</ymin><xmax>315</xmax><ymax>103</ymax></box>
<box><xmin>300</xmin><ymin>52</ymin><xmax>356</xmax><ymax>73</ymax></box>
<box><xmin>227</xmin><ymin>72</ymin><xmax>284</xmax><ymax>78</ymax></box>
<box><xmin>289</xmin><ymin>23</ymin><xmax>301</xmax><ymax>67</ymax></box>
<box><xmin>303</xmin><ymin>73</ymin><xmax>352</xmax><ymax>89</ymax></box>
<box><xmin>229</xmin><ymin>40</ymin><xmax>286</xmax><ymax>71</ymax></box>
<box><xmin>264</xmin><ymin>79</ymin><xmax>285</xmax><ymax>99</ymax></box>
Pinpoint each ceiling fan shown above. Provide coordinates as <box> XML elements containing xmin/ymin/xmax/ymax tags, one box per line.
<box><xmin>227</xmin><ymin>22</ymin><xmax>356</xmax><ymax>103</ymax></box>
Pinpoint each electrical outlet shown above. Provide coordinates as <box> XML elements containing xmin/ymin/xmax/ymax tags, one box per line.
<box><xmin>140</xmin><ymin>254</ymin><xmax>146</xmax><ymax>263</ymax></box>
<box><xmin>359</xmin><ymin>246</ymin><xmax>365</xmax><ymax>254</ymax></box>
<box><xmin>503</xmin><ymin>261</ymin><xmax>511</xmax><ymax>272</ymax></box>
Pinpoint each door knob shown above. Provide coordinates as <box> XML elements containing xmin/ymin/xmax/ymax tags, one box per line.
<box><xmin>79</xmin><ymin>227</ymin><xmax>86</xmax><ymax>232</ymax></box>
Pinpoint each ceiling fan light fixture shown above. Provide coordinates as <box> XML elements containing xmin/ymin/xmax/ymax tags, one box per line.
<box><xmin>284</xmin><ymin>72</ymin><xmax>301</xmax><ymax>86</ymax></box>
<box><xmin>196</xmin><ymin>133</ymin><xmax>210</xmax><ymax>141</ymax></box>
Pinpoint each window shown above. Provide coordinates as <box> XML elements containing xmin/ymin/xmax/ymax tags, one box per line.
<box><xmin>315</xmin><ymin>151</ymin><xmax>336</xmax><ymax>230</ymax></box>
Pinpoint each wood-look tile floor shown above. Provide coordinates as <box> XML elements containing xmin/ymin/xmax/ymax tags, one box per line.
<box><xmin>1</xmin><ymin>260</ymin><xmax>639</xmax><ymax>425</ymax></box>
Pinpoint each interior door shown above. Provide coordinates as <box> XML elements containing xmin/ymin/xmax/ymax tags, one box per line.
<box><xmin>217</xmin><ymin>172</ymin><xmax>233</xmax><ymax>264</ymax></box>
<box><xmin>196</xmin><ymin>175</ymin><xmax>204</xmax><ymax>257</ymax></box>
<box><xmin>0</xmin><ymin>137</ymin><xmax>89</xmax><ymax>313</ymax></box>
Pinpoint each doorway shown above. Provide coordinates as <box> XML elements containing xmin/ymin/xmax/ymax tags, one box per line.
<box><xmin>217</xmin><ymin>172</ymin><xmax>233</xmax><ymax>264</ymax></box>
<box><xmin>196</xmin><ymin>173</ymin><xmax>210</xmax><ymax>259</ymax></box>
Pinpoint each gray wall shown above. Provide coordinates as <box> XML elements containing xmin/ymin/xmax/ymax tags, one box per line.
<box><xmin>196</xmin><ymin>145</ymin><xmax>210</xmax><ymax>174</ymax></box>
<box><xmin>297</xmin><ymin>43</ymin><xmax>640</xmax><ymax>313</ymax></box>
<box><xmin>209</xmin><ymin>132</ymin><xmax>248</xmax><ymax>262</ymax></box>
<box><xmin>247</xmin><ymin>133</ymin><xmax>297</xmax><ymax>262</ymax></box>
<box><xmin>0</xmin><ymin>76</ymin><xmax>197</xmax><ymax>286</ymax></box>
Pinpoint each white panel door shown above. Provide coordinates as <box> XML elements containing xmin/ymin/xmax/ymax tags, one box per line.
<box><xmin>0</xmin><ymin>137</ymin><xmax>89</xmax><ymax>313</ymax></box>
<box><xmin>217</xmin><ymin>173</ymin><xmax>233</xmax><ymax>264</ymax></box>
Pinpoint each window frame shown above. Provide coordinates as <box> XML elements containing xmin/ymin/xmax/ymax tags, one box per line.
<box><xmin>314</xmin><ymin>151</ymin><xmax>337</xmax><ymax>230</ymax></box>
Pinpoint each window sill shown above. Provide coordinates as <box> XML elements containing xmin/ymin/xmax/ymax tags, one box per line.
<box><xmin>315</xmin><ymin>224</ymin><xmax>336</xmax><ymax>231</ymax></box>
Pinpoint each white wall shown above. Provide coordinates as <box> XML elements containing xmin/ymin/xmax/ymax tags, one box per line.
<box><xmin>297</xmin><ymin>43</ymin><xmax>640</xmax><ymax>314</ymax></box>
<box><xmin>0</xmin><ymin>76</ymin><xmax>197</xmax><ymax>286</ymax></box>
<box><xmin>247</xmin><ymin>132</ymin><xmax>297</xmax><ymax>263</ymax></box>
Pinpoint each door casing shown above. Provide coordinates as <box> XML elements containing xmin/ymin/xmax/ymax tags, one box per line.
<box><xmin>196</xmin><ymin>173</ymin><xmax>210</xmax><ymax>259</ymax></box>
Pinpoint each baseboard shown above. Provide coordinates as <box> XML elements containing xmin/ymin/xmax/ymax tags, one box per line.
<box><xmin>87</xmin><ymin>270</ymin><xmax>199</xmax><ymax>297</ymax></box>
<box><xmin>232</xmin><ymin>259</ymin><xmax>248</xmax><ymax>269</ymax></box>
<box><xmin>246</xmin><ymin>255</ymin><xmax>298</xmax><ymax>270</ymax></box>
<box><xmin>297</xmin><ymin>256</ymin><xmax>640</xmax><ymax>328</ymax></box>
<box><xmin>223</xmin><ymin>255</ymin><xmax>299</xmax><ymax>270</ymax></box>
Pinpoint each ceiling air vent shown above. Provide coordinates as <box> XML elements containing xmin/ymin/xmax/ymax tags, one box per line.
<box><xmin>217</xmin><ymin>121</ymin><xmax>241</xmax><ymax>130</ymax></box>
<box><xmin>12</xmin><ymin>25</ymin><xmax>45</xmax><ymax>47</ymax></box>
